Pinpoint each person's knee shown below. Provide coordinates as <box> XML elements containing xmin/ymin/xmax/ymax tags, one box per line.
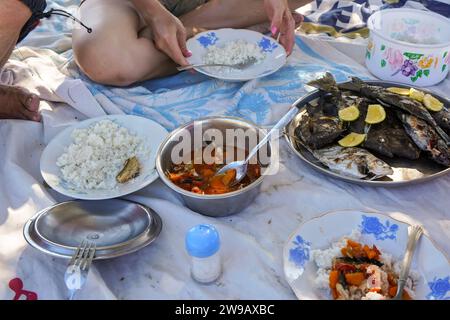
<box><xmin>73</xmin><ymin>39</ymin><xmax>140</xmax><ymax>87</ymax></box>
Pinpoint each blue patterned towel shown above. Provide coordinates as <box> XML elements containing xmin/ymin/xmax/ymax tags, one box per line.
<box><xmin>21</xmin><ymin>0</ymin><xmax>377</xmax><ymax>131</ymax></box>
<box><xmin>298</xmin><ymin>0</ymin><xmax>450</xmax><ymax>40</ymax></box>
<box><xmin>80</xmin><ymin>36</ymin><xmax>371</xmax><ymax>131</ymax></box>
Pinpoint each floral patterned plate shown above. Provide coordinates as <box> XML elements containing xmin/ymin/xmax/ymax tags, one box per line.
<box><xmin>186</xmin><ymin>28</ymin><xmax>287</xmax><ymax>82</ymax></box>
<box><xmin>283</xmin><ymin>210</ymin><xmax>450</xmax><ymax>300</ymax></box>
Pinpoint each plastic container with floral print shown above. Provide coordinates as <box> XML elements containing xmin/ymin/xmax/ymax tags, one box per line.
<box><xmin>366</xmin><ymin>8</ymin><xmax>450</xmax><ymax>87</ymax></box>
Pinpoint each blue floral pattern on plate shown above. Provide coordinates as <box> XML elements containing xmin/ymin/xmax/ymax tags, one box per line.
<box><xmin>258</xmin><ymin>37</ymin><xmax>278</xmax><ymax>53</ymax></box>
<box><xmin>427</xmin><ymin>277</ymin><xmax>450</xmax><ymax>300</ymax></box>
<box><xmin>359</xmin><ymin>215</ymin><xmax>398</xmax><ymax>240</ymax></box>
<box><xmin>197</xmin><ymin>32</ymin><xmax>219</xmax><ymax>48</ymax></box>
<box><xmin>289</xmin><ymin>235</ymin><xmax>311</xmax><ymax>268</ymax></box>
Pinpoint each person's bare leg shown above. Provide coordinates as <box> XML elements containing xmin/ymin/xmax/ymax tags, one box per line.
<box><xmin>181</xmin><ymin>0</ymin><xmax>308</xmax><ymax>37</ymax></box>
<box><xmin>0</xmin><ymin>0</ymin><xmax>41</xmax><ymax>121</ymax></box>
<box><xmin>72</xmin><ymin>0</ymin><xmax>178</xmax><ymax>86</ymax></box>
<box><xmin>73</xmin><ymin>0</ymin><xmax>308</xmax><ymax>86</ymax></box>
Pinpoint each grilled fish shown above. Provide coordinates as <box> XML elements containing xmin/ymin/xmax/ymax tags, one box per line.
<box><xmin>346</xmin><ymin>100</ymin><xmax>420</xmax><ymax>160</ymax></box>
<box><xmin>295</xmin><ymin>111</ymin><xmax>344</xmax><ymax>149</ymax></box>
<box><xmin>309</xmin><ymin>145</ymin><xmax>394</xmax><ymax>179</ymax></box>
<box><xmin>339</xmin><ymin>77</ymin><xmax>450</xmax><ymax>145</ymax></box>
<box><xmin>295</xmin><ymin>73</ymin><xmax>369</xmax><ymax>149</ymax></box>
<box><xmin>432</xmin><ymin>107</ymin><xmax>450</xmax><ymax>135</ymax></box>
<box><xmin>399</xmin><ymin>113</ymin><xmax>450</xmax><ymax>167</ymax></box>
<box><xmin>116</xmin><ymin>156</ymin><xmax>140</xmax><ymax>183</ymax></box>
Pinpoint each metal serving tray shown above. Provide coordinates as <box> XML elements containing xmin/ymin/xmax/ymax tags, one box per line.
<box><xmin>284</xmin><ymin>80</ymin><xmax>450</xmax><ymax>187</ymax></box>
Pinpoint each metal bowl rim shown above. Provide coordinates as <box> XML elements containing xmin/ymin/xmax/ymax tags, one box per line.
<box><xmin>156</xmin><ymin>116</ymin><xmax>273</xmax><ymax>199</ymax></box>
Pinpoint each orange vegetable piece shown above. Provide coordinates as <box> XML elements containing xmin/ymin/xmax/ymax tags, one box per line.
<box><xmin>373</xmin><ymin>245</ymin><xmax>381</xmax><ymax>257</ymax></box>
<box><xmin>367</xmin><ymin>250</ymin><xmax>377</xmax><ymax>259</ymax></box>
<box><xmin>201</xmin><ymin>168</ymin><xmax>215</xmax><ymax>178</ymax></box>
<box><xmin>389</xmin><ymin>286</ymin><xmax>412</xmax><ymax>300</ymax></box>
<box><xmin>168</xmin><ymin>172</ymin><xmax>185</xmax><ymax>182</ymax></box>
<box><xmin>191</xmin><ymin>186</ymin><xmax>202</xmax><ymax>194</ymax></box>
<box><xmin>389</xmin><ymin>286</ymin><xmax>397</xmax><ymax>297</ymax></box>
<box><xmin>331</xmin><ymin>288</ymin><xmax>338</xmax><ymax>300</ymax></box>
<box><xmin>207</xmin><ymin>176</ymin><xmax>229</xmax><ymax>194</ymax></box>
<box><xmin>347</xmin><ymin>239</ymin><xmax>361</xmax><ymax>249</ymax></box>
<box><xmin>221</xmin><ymin>169</ymin><xmax>236</xmax><ymax>186</ymax></box>
<box><xmin>329</xmin><ymin>271</ymin><xmax>339</xmax><ymax>289</ymax></box>
<box><xmin>344</xmin><ymin>272</ymin><xmax>365</xmax><ymax>286</ymax></box>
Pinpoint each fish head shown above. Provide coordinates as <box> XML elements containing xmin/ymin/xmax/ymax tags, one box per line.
<box><xmin>308</xmin><ymin>72</ymin><xmax>341</xmax><ymax>97</ymax></box>
<box><xmin>368</xmin><ymin>158</ymin><xmax>394</xmax><ymax>177</ymax></box>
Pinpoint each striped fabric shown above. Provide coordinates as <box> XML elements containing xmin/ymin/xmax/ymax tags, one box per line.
<box><xmin>297</xmin><ymin>0</ymin><xmax>450</xmax><ymax>40</ymax></box>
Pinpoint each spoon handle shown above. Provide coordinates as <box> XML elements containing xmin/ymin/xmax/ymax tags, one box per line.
<box><xmin>245</xmin><ymin>107</ymin><xmax>299</xmax><ymax>162</ymax></box>
<box><xmin>394</xmin><ymin>225</ymin><xmax>423</xmax><ymax>300</ymax></box>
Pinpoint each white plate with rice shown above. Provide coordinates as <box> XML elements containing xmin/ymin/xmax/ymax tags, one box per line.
<box><xmin>283</xmin><ymin>210</ymin><xmax>450</xmax><ymax>300</ymax></box>
<box><xmin>186</xmin><ymin>28</ymin><xmax>287</xmax><ymax>82</ymax></box>
<box><xmin>40</xmin><ymin>115</ymin><xmax>168</xmax><ymax>200</ymax></box>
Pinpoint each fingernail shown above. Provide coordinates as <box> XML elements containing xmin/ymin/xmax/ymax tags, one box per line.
<box><xmin>271</xmin><ymin>26</ymin><xmax>278</xmax><ymax>36</ymax></box>
<box><xmin>184</xmin><ymin>50</ymin><xmax>192</xmax><ymax>57</ymax></box>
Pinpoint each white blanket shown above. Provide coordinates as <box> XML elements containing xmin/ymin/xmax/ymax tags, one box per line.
<box><xmin>0</xmin><ymin>6</ymin><xmax>449</xmax><ymax>299</ymax></box>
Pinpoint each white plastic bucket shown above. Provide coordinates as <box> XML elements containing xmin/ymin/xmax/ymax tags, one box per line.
<box><xmin>366</xmin><ymin>9</ymin><xmax>450</xmax><ymax>87</ymax></box>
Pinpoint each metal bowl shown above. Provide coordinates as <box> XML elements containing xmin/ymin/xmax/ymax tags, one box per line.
<box><xmin>156</xmin><ymin>117</ymin><xmax>271</xmax><ymax>217</ymax></box>
<box><xmin>23</xmin><ymin>199</ymin><xmax>162</xmax><ymax>260</ymax></box>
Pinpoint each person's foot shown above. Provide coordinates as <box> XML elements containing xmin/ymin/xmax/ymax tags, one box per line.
<box><xmin>0</xmin><ymin>84</ymin><xmax>41</xmax><ymax>121</ymax></box>
<box><xmin>247</xmin><ymin>12</ymin><xmax>304</xmax><ymax>35</ymax></box>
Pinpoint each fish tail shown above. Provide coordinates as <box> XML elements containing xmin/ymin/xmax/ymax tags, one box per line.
<box><xmin>307</xmin><ymin>72</ymin><xmax>340</xmax><ymax>96</ymax></box>
<box><xmin>336</xmin><ymin>77</ymin><xmax>365</xmax><ymax>93</ymax></box>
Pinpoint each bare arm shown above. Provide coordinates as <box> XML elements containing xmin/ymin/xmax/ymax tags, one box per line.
<box><xmin>130</xmin><ymin>0</ymin><xmax>190</xmax><ymax>66</ymax></box>
<box><xmin>0</xmin><ymin>0</ymin><xmax>31</xmax><ymax>67</ymax></box>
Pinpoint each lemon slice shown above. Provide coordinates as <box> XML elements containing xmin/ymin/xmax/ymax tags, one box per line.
<box><xmin>365</xmin><ymin>104</ymin><xmax>386</xmax><ymax>124</ymax></box>
<box><xmin>338</xmin><ymin>132</ymin><xmax>367</xmax><ymax>147</ymax></box>
<box><xmin>409</xmin><ymin>88</ymin><xmax>425</xmax><ymax>102</ymax></box>
<box><xmin>338</xmin><ymin>105</ymin><xmax>360</xmax><ymax>122</ymax></box>
<box><xmin>423</xmin><ymin>94</ymin><xmax>444</xmax><ymax>112</ymax></box>
<box><xmin>387</xmin><ymin>87</ymin><xmax>411</xmax><ymax>95</ymax></box>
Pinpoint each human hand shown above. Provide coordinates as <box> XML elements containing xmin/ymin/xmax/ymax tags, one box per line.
<box><xmin>146</xmin><ymin>6</ymin><xmax>191</xmax><ymax>66</ymax></box>
<box><xmin>264</xmin><ymin>0</ymin><xmax>301</xmax><ymax>55</ymax></box>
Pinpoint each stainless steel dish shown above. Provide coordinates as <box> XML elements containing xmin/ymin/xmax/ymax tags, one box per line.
<box><xmin>284</xmin><ymin>80</ymin><xmax>450</xmax><ymax>187</ymax></box>
<box><xmin>23</xmin><ymin>199</ymin><xmax>162</xmax><ymax>260</ymax></box>
<box><xmin>156</xmin><ymin>116</ymin><xmax>272</xmax><ymax>217</ymax></box>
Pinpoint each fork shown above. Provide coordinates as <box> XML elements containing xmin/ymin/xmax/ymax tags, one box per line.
<box><xmin>393</xmin><ymin>225</ymin><xmax>423</xmax><ymax>300</ymax></box>
<box><xmin>177</xmin><ymin>57</ymin><xmax>257</xmax><ymax>71</ymax></box>
<box><xmin>64</xmin><ymin>240</ymin><xmax>96</xmax><ymax>300</ymax></box>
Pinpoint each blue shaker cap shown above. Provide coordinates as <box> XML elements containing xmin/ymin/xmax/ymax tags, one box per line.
<box><xmin>185</xmin><ymin>224</ymin><xmax>220</xmax><ymax>258</ymax></box>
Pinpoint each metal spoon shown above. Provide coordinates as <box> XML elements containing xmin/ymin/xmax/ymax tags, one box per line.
<box><xmin>393</xmin><ymin>225</ymin><xmax>423</xmax><ymax>300</ymax></box>
<box><xmin>216</xmin><ymin>106</ymin><xmax>300</xmax><ymax>186</ymax></box>
<box><xmin>177</xmin><ymin>57</ymin><xmax>257</xmax><ymax>72</ymax></box>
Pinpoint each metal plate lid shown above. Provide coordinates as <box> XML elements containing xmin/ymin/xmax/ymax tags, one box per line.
<box><xmin>23</xmin><ymin>199</ymin><xmax>162</xmax><ymax>260</ymax></box>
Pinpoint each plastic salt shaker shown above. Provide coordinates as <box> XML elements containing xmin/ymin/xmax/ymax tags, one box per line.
<box><xmin>185</xmin><ymin>224</ymin><xmax>222</xmax><ymax>284</ymax></box>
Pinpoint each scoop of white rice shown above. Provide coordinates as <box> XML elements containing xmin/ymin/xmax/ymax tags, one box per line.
<box><xmin>203</xmin><ymin>40</ymin><xmax>265</xmax><ymax>72</ymax></box>
<box><xmin>56</xmin><ymin>120</ymin><xmax>147</xmax><ymax>191</ymax></box>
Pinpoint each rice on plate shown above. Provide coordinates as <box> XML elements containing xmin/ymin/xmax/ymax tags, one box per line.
<box><xmin>203</xmin><ymin>39</ymin><xmax>265</xmax><ymax>72</ymax></box>
<box><xmin>56</xmin><ymin>120</ymin><xmax>149</xmax><ymax>191</ymax></box>
<box><xmin>312</xmin><ymin>230</ymin><xmax>420</xmax><ymax>300</ymax></box>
